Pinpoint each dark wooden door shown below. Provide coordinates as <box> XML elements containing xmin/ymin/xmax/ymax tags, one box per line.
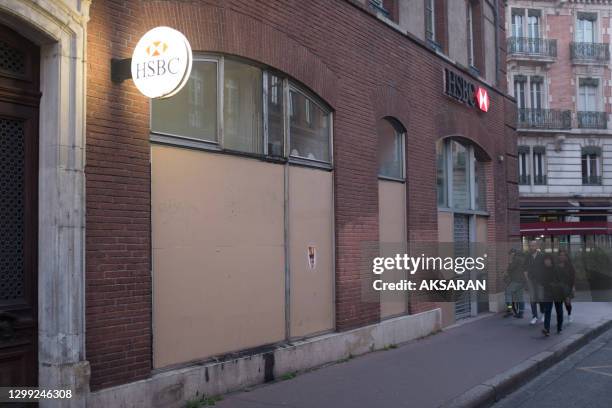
<box><xmin>0</xmin><ymin>24</ymin><xmax>40</xmax><ymax>387</ymax></box>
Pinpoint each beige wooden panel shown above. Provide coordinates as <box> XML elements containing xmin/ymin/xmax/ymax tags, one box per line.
<box><xmin>151</xmin><ymin>145</ymin><xmax>285</xmax><ymax>368</ymax></box>
<box><xmin>379</xmin><ymin>180</ymin><xmax>407</xmax><ymax>318</ymax></box>
<box><xmin>475</xmin><ymin>216</ymin><xmax>488</xmax><ymax>243</ymax></box>
<box><xmin>289</xmin><ymin>166</ymin><xmax>334</xmax><ymax>338</ymax></box>
<box><xmin>437</xmin><ymin>211</ymin><xmax>453</xmax><ymax>242</ymax></box>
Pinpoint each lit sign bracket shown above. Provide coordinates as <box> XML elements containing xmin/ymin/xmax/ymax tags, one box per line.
<box><xmin>111</xmin><ymin>58</ymin><xmax>132</xmax><ymax>83</ymax></box>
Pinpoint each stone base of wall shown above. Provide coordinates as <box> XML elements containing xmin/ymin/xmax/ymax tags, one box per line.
<box><xmin>488</xmin><ymin>292</ymin><xmax>506</xmax><ymax>313</ymax></box>
<box><xmin>87</xmin><ymin>309</ymin><xmax>441</xmax><ymax>408</ymax></box>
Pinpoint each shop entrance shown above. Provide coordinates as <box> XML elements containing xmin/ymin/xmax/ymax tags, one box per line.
<box><xmin>0</xmin><ymin>24</ymin><xmax>39</xmax><ymax>386</ymax></box>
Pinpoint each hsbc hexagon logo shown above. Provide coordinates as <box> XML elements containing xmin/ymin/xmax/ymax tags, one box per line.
<box><xmin>146</xmin><ymin>41</ymin><xmax>169</xmax><ymax>57</ymax></box>
<box><xmin>475</xmin><ymin>87</ymin><xmax>490</xmax><ymax>112</ymax></box>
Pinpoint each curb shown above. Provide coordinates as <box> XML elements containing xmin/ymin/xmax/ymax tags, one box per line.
<box><xmin>439</xmin><ymin>317</ymin><xmax>612</xmax><ymax>408</ymax></box>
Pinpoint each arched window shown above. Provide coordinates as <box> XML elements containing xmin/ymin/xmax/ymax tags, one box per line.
<box><xmin>377</xmin><ymin>117</ymin><xmax>405</xmax><ymax>180</ymax></box>
<box><xmin>150</xmin><ymin>55</ymin><xmax>333</xmax><ymax>166</ymax></box>
<box><xmin>436</xmin><ymin>138</ymin><xmax>487</xmax><ymax>211</ymax></box>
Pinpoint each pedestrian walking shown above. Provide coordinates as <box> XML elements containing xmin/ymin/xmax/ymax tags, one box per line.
<box><xmin>538</xmin><ymin>254</ymin><xmax>567</xmax><ymax>336</ymax></box>
<box><xmin>503</xmin><ymin>248</ymin><xmax>526</xmax><ymax>318</ymax></box>
<box><xmin>523</xmin><ymin>240</ymin><xmax>545</xmax><ymax>325</ymax></box>
<box><xmin>557</xmin><ymin>249</ymin><xmax>576</xmax><ymax>324</ymax></box>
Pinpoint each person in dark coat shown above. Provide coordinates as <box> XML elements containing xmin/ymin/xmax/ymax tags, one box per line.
<box><xmin>538</xmin><ymin>254</ymin><xmax>565</xmax><ymax>336</ymax></box>
<box><xmin>523</xmin><ymin>240</ymin><xmax>545</xmax><ymax>324</ymax></box>
<box><xmin>557</xmin><ymin>249</ymin><xmax>576</xmax><ymax>323</ymax></box>
<box><xmin>503</xmin><ymin>249</ymin><xmax>526</xmax><ymax>318</ymax></box>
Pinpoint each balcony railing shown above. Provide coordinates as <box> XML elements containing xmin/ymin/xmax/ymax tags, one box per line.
<box><xmin>570</xmin><ymin>42</ymin><xmax>610</xmax><ymax>62</ymax></box>
<box><xmin>507</xmin><ymin>37</ymin><xmax>557</xmax><ymax>59</ymax></box>
<box><xmin>533</xmin><ymin>174</ymin><xmax>547</xmax><ymax>185</ymax></box>
<box><xmin>517</xmin><ymin>108</ymin><xmax>572</xmax><ymax>130</ymax></box>
<box><xmin>577</xmin><ymin>111</ymin><xmax>607</xmax><ymax>129</ymax></box>
<box><xmin>518</xmin><ymin>175</ymin><xmax>547</xmax><ymax>186</ymax></box>
<box><xmin>582</xmin><ymin>175</ymin><xmax>602</xmax><ymax>185</ymax></box>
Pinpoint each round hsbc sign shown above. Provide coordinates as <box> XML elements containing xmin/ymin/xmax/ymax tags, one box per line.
<box><xmin>131</xmin><ymin>27</ymin><xmax>193</xmax><ymax>99</ymax></box>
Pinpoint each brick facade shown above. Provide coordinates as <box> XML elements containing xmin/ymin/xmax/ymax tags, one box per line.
<box><xmin>86</xmin><ymin>0</ymin><xmax>517</xmax><ymax>390</ymax></box>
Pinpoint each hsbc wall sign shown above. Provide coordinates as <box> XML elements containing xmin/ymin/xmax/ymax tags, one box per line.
<box><xmin>443</xmin><ymin>68</ymin><xmax>489</xmax><ymax>112</ymax></box>
<box><xmin>131</xmin><ymin>26</ymin><xmax>193</xmax><ymax>99</ymax></box>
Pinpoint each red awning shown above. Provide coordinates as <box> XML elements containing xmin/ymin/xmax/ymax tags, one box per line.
<box><xmin>520</xmin><ymin>221</ymin><xmax>612</xmax><ymax>236</ymax></box>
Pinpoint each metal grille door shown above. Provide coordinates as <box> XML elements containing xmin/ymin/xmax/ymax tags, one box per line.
<box><xmin>0</xmin><ymin>23</ymin><xmax>39</xmax><ymax>388</ymax></box>
<box><xmin>454</xmin><ymin>214</ymin><xmax>471</xmax><ymax>320</ymax></box>
<box><xmin>0</xmin><ymin>118</ymin><xmax>25</xmax><ymax>302</ymax></box>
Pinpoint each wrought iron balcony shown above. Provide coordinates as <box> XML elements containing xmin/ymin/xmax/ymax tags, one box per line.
<box><xmin>533</xmin><ymin>175</ymin><xmax>547</xmax><ymax>186</ymax></box>
<box><xmin>518</xmin><ymin>174</ymin><xmax>530</xmax><ymax>185</ymax></box>
<box><xmin>582</xmin><ymin>175</ymin><xmax>602</xmax><ymax>185</ymax></box>
<box><xmin>517</xmin><ymin>108</ymin><xmax>572</xmax><ymax>130</ymax></box>
<box><xmin>577</xmin><ymin>111</ymin><xmax>607</xmax><ymax>129</ymax></box>
<box><xmin>507</xmin><ymin>37</ymin><xmax>557</xmax><ymax>59</ymax></box>
<box><xmin>570</xmin><ymin>42</ymin><xmax>610</xmax><ymax>63</ymax></box>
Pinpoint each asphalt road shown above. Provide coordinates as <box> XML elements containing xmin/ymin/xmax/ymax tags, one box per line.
<box><xmin>494</xmin><ymin>326</ymin><xmax>612</xmax><ymax>408</ymax></box>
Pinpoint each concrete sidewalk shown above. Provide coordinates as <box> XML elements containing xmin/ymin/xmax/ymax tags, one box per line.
<box><xmin>215</xmin><ymin>303</ymin><xmax>612</xmax><ymax>408</ymax></box>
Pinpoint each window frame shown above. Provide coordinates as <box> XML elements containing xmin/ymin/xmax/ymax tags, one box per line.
<box><xmin>577</xmin><ymin>78</ymin><xmax>600</xmax><ymax>112</ymax></box>
<box><xmin>532</xmin><ymin>146</ymin><xmax>546</xmax><ymax>185</ymax></box>
<box><xmin>511</xmin><ymin>9</ymin><xmax>524</xmax><ymax>38</ymax></box>
<box><xmin>530</xmin><ymin>78</ymin><xmax>543</xmax><ymax>110</ymax></box>
<box><xmin>436</xmin><ymin>140</ymin><xmax>448</xmax><ymax>207</ymax></box>
<box><xmin>467</xmin><ymin>2</ymin><xmax>475</xmax><ymax>68</ymax></box>
<box><xmin>518</xmin><ymin>146</ymin><xmax>530</xmax><ymax>185</ymax></box>
<box><xmin>527</xmin><ymin>10</ymin><xmax>540</xmax><ymax>39</ymax></box>
<box><xmin>287</xmin><ymin>84</ymin><xmax>334</xmax><ymax>168</ymax></box>
<box><xmin>377</xmin><ymin>118</ymin><xmax>406</xmax><ymax>182</ymax></box>
<box><xmin>149</xmin><ymin>54</ymin><xmax>333</xmax><ymax>169</ymax></box>
<box><xmin>581</xmin><ymin>150</ymin><xmax>602</xmax><ymax>185</ymax></box>
<box><xmin>150</xmin><ymin>56</ymin><xmax>222</xmax><ymax>149</ymax></box>
<box><xmin>221</xmin><ymin>57</ymin><xmax>266</xmax><ymax>155</ymax></box>
<box><xmin>512</xmin><ymin>74</ymin><xmax>547</xmax><ymax>110</ymax></box>
<box><xmin>576</xmin><ymin>13</ymin><xmax>597</xmax><ymax>43</ymax></box>
<box><xmin>425</xmin><ymin>0</ymin><xmax>435</xmax><ymax>43</ymax></box>
<box><xmin>511</xmin><ymin>8</ymin><xmax>542</xmax><ymax>39</ymax></box>
<box><xmin>513</xmin><ymin>75</ymin><xmax>526</xmax><ymax>109</ymax></box>
<box><xmin>436</xmin><ymin>138</ymin><xmax>488</xmax><ymax>214</ymax></box>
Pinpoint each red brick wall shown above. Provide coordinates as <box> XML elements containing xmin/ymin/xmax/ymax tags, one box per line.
<box><xmin>86</xmin><ymin>0</ymin><xmax>151</xmax><ymax>390</ymax></box>
<box><xmin>86</xmin><ymin>0</ymin><xmax>516</xmax><ymax>390</ymax></box>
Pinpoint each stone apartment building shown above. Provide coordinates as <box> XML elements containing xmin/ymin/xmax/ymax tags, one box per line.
<box><xmin>506</xmin><ymin>0</ymin><xmax>612</xmax><ymax>248</ymax></box>
<box><xmin>0</xmin><ymin>1</ymin><xmax>517</xmax><ymax>406</ymax></box>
